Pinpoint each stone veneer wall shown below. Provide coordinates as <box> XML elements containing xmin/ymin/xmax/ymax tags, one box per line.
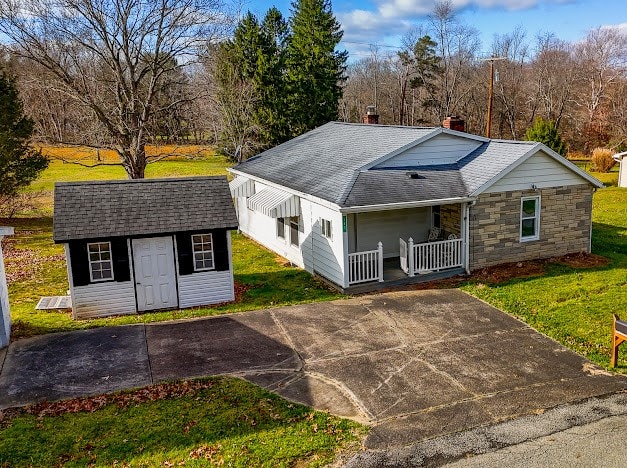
<box><xmin>468</xmin><ymin>184</ymin><xmax>593</xmax><ymax>271</ymax></box>
<box><xmin>440</xmin><ymin>204</ymin><xmax>461</xmax><ymax>237</ymax></box>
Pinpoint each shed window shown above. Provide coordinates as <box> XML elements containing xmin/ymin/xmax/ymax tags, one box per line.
<box><xmin>88</xmin><ymin>242</ymin><xmax>114</xmax><ymax>282</ymax></box>
<box><xmin>321</xmin><ymin>218</ymin><xmax>332</xmax><ymax>239</ymax></box>
<box><xmin>277</xmin><ymin>217</ymin><xmax>286</xmax><ymax>239</ymax></box>
<box><xmin>520</xmin><ymin>196</ymin><xmax>540</xmax><ymax>241</ymax></box>
<box><xmin>290</xmin><ymin>216</ymin><xmax>299</xmax><ymax>246</ymax></box>
<box><xmin>192</xmin><ymin>234</ymin><xmax>215</xmax><ymax>271</ymax></box>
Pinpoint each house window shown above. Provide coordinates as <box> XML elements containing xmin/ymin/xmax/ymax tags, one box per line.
<box><xmin>192</xmin><ymin>233</ymin><xmax>215</xmax><ymax>271</ymax></box>
<box><xmin>432</xmin><ymin>205</ymin><xmax>441</xmax><ymax>229</ymax></box>
<box><xmin>520</xmin><ymin>196</ymin><xmax>540</xmax><ymax>241</ymax></box>
<box><xmin>290</xmin><ymin>216</ymin><xmax>299</xmax><ymax>246</ymax></box>
<box><xmin>277</xmin><ymin>217</ymin><xmax>286</xmax><ymax>239</ymax></box>
<box><xmin>88</xmin><ymin>242</ymin><xmax>114</xmax><ymax>282</ymax></box>
<box><xmin>321</xmin><ymin>218</ymin><xmax>332</xmax><ymax>239</ymax></box>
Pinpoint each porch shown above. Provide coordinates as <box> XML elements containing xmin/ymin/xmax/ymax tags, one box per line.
<box><xmin>339</xmin><ymin>204</ymin><xmax>468</xmax><ymax>293</ymax></box>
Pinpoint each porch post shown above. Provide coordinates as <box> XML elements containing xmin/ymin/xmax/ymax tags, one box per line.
<box><xmin>342</xmin><ymin>215</ymin><xmax>350</xmax><ymax>288</ymax></box>
<box><xmin>462</xmin><ymin>203</ymin><xmax>470</xmax><ymax>274</ymax></box>
<box><xmin>377</xmin><ymin>242</ymin><xmax>384</xmax><ymax>282</ymax></box>
<box><xmin>408</xmin><ymin>237</ymin><xmax>415</xmax><ymax>277</ymax></box>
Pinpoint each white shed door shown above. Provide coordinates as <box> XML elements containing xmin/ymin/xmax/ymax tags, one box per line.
<box><xmin>132</xmin><ymin>236</ymin><xmax>178</xmax><ymax>312</ymax></box>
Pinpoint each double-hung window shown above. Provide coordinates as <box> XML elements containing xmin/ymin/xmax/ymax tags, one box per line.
<box><xmin>277</xmin><ymin>217</ymin><xmax>286</xmax><ymax>239</ymax></box>
<box><xmin>290</xmin><ymin>216</ymin><xmax>299</xmax><ymax>246</ymax></box>
<box><xmin>520</xmin><ymin>196</ymin><xmax>540</xmax><ymax>241</ymax></box>
<box><xmin>321</xmin><ymin>218</ymin><xmax>332</xmax><ymax>239</ymax></box>
<box><xmin>192</xmin><ymin>234</ymin><xmax>215</xmax><ymax>271</ymax></box>
<box><xmin>88</xmin><ymin>242</ymin><xmax>114</xmax><ymax>282</ymax></box>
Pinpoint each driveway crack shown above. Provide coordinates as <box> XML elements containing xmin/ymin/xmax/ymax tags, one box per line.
<box><xmin>269</xmin><ymin>310</ymin><xmax>305</xmax><ymax>372</ymax></box>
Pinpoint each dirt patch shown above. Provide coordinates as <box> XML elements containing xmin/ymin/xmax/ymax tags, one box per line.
<box><xmin>554</xmin><ymin>252</ymin><xmax>610</xmax><ymax>269</ymax></box>
<box><xmin>472</xmin><ymin>261</ymin><xmax>546</xmax><ymax>284</ymax></box>
<box><xmin>233</xmin><ymin>281</ymin><xmax>251</xmax><ymax>302</ymax></box>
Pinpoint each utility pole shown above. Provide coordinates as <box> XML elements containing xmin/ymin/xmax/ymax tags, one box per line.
<box><xmin>482</xmin><ymin>56</ymin><xmax>506</xmax><ymax>138</ymax></box>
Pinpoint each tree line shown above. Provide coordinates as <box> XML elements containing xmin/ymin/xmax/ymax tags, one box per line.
<box><xmin>0</xmin><ymin>0</ymin><xmax>625</xmax><ymax>183</ymax></box>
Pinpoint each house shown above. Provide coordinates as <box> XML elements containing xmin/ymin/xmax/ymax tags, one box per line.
<box><xmin>614</xmin><ymin>151</ymin><xmax>627</xmax><ymax>188</ymax></box>
<box><xmin>53</xmin><ymin>177</ymin><xmax>238</xmax><ymax>319</ymax></box>
<box><xmin>0</xmin><ymin>226</ymin><xmax>14</xmax><ymax>348</ymax></box>
<box><xmin>229</xmin><ymin>118</ymin><xmax>603</xmax><ymax>292</ymax></box>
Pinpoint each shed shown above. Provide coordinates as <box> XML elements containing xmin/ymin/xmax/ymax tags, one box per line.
<box><xmin>614</xmin><ymin>151</ymin><xmax>627</xmax><ymax>188</ymax></box>
<box><xmin>0</xmin><ymin>226</ymin><xmax>14</xmax><ymax>348</ymax></box>
<box><xmin>53</xmin><ymin>177</ymin><xmax>238</xmax><ymax>319</ymax></box>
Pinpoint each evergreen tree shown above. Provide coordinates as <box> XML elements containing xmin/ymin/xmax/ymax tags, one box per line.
<box><xmin>524</xmin><ymin>116</ymin><xmax>568</xmax><ymax>156</ymax></box>
<box><xmin>0</xmin><ymin>73</ymin><xmax>48</xmax><ymax>198</ymax></box>
<box><xmin>285</xmin><ymin>0</ymin><xmax>347</xmax><ymax>136</ymax></box>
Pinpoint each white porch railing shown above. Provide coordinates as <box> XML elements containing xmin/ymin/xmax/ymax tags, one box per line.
<box><xmin>348</xmin><ymin>242</ymin><xmax>384</xmax><ymax>284</ymax></box>
<box><xmin>413</xmin><ymin>237</ymin><xmax>464</xmax><ymax>273</ymax></box>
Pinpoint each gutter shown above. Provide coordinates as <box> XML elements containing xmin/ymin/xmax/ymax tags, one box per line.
<box><xmin>613</xmin><ymin>150</ymin><xmax>627</xmax><ymax>162</ymax></box>
<box><xmin>339</xmin><ymin>197</ymin><xmax>475</xmax><ymax>214</ymax></box>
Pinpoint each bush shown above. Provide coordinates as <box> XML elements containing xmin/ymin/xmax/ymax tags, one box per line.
<box><xmin>590</xmin><ymin>147</ymin><xmax>616</xmax><ymax>173</ymax></box>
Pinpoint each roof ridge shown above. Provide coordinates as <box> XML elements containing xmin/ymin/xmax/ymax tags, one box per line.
<box><xmin>330</xmin><ymin>121</ymin><xmax>436</xmax><ymax>130</ymax></box>
<box><xmin>54</xmin><ymin>176</ymin><xmax>226</xmax><ymax>187</ymax></box>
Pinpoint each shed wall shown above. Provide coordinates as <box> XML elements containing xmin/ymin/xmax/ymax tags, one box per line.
<box><xmin>0</xmin><ymin>235</ymin><xmax>10</xmax><ymax>347</ymax></box>
<box><xmin>619</xmin><ymin>159</ymin><xmax>627</xmax><ymax>188</ymax></box>
<box><xmin>71</xmin><ymin>281</ymin><xmax>138</xmax><ymax>319</ymax></box>
<box><xmin>469</xmin><ymin>184</ymin><xmax>593</xmax><ymax>270</ymax></box>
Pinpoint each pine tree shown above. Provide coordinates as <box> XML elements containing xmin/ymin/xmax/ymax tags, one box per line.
<box><xmin>285</xmin><ymin>0</ymin><xmax>347</xmax><ymax>136</ymax></box>
<box><xmin>0</xmin><ymin>73</ymin><xmax>48</xmax><ymax>197</ymax></box>
<box><xmin>524</xmin><ymin>116</ymin><xmax>568</xmax><ymax>156</ymax></box>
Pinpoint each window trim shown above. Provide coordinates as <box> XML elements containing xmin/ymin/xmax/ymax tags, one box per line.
<box><xmin>321</xmin><ymin>218</ymin><xmax>332</xmax><ymax>239</ymax></box>
<box><xmin>87</xmin><ymin>241</ymin><xmax>114</xmax><ymax>282</ymax></box>
<box><xmin>277</xmin><ymin>217</ymin><xmax>286</xmax><ymax>240</ymax></box>
<box><xmin>191</xmin><ymin>233</ymin><xmax>215</xmax><ymax>272</ymax></box>
<box><xmin>520</xmin><ymin>196</ymin><xmax>541</xmax><ymax>242</ymax></box>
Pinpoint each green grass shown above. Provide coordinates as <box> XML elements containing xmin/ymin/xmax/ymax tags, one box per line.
<box><xmin>462</xmin><ymin>174</ymin><xmax>627</xmax><ymax>371</ymax></box>
<box><xmin>3</xmin><ymin>155</ymin><xmax>342</xmax><ymax>339</ymax></box>
<box><xmin>0</xmin><ymin>377</ymin><xmax>366</xmax><ymax>467</ymax></box>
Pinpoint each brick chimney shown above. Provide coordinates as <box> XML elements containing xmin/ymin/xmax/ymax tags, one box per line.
<box><xmin>363</xmin><ymin>105</ymin><xmax>379</xmax><ymax>124</ymax></box>
<box><xmin>443</xmin><ymin>115</ymin><xmax>465</xmax><ymax>132</ymax></box>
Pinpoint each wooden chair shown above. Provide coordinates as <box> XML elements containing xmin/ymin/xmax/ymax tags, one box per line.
<box><xmin>610</xmin><ymin>314</ymin><xmax>627</xmax><ymax>368</ymax></box>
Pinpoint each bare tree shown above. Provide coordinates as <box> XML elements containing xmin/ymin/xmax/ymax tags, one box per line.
<box><xmin>0</xmin><ymin>0</ymin><xmax>228</xmax><ymax>178</ymax></box>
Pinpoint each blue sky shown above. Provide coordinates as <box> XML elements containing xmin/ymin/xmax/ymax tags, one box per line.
<box><xmin>242</xmin><ymin>0</ymin><xmax>627</xmax><ymax>59</ymax></box>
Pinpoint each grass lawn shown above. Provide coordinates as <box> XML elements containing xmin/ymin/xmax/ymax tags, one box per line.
<box><xmin>0</xmin><ymin>377</ymin><xmax>366</xmax><ymax>467</ymax></box>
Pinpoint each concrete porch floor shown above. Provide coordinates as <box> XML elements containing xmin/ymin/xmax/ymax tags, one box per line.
<box><xmin>342</xmin><ymin>257</ymin><xmax>465</xmax><ymax>294</ymax></box>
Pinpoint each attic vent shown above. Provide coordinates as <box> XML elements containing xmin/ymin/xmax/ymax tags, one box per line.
<box><xmin>408</xmin><ymin>172</ymin><xmax>424</xmax><ymax>180</ymax></box>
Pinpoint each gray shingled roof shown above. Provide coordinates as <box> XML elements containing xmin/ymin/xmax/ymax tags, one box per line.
<box><xmin>233</xmin><ymin>122</ymin><xmax>598</xmax><ymax>208</ymax></box>
<box><xmin>234</xmin><ymin>122</ymin><xmax>434</xmax><ymax>204</ymax></box>
<box><xmin>53</xmin><ymin>176</ymin><xmax>238</xmax><ymax>242</ymax></box>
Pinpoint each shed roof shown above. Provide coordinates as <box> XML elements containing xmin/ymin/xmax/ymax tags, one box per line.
<box><xmin>53</xmin><ymin>176</ymin><xmax>238</xmax><ymax>242</ymax></box>
<box><xmin>232</xmin><ymin>122</ymin><xmax>601</xmax><ymax>208</ymax></box>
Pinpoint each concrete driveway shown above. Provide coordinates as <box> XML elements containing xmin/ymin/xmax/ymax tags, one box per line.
<box><xmin>1</xmin><ymin>289</ymin><xmax>625</xmax><ymax>449</ymax></box>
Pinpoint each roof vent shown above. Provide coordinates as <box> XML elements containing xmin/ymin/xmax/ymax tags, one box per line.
<box><xmin>408</xmin><ymin>172</ymin><xmax>423</xmax><ymax>180</ymax></box>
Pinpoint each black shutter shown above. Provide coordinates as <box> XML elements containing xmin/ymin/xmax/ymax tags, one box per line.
<box><xmin>213</xmin><ymin>229</ymin><xmax>230</xmax><ymax>271</ymax></box>
<box><xmin>176</xmin><ymin>233</ymin><xmax>194</xmax><ymax>275</ymax></box>
<box><xmin>68</xmin><ymin>241</ymin><xmax>90</xmax><ymax>287</ymax></box>
<box><xmin>110</xmin><ymin>238</ymin><xmax>131</xmax><ymax>282</ymax></box>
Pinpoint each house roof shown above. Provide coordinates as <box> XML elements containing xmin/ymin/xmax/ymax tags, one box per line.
<box><xmin>53</xmin><ymin>176</ymin><xmax>238</xmax><ymax>242</ymax></box>
<box><xmin>232</xmin><ymin>122</ymin><xmax>603</xmax><ymax>208</ymax></box>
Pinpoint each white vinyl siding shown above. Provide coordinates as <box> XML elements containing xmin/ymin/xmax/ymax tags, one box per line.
<box><xmin>236</xmin><ymin>181</ymin><xmax>345</xmax><ymax>286</ymax></box>
<box><xmin>619</xmin><ymin>159</ymin><xmax>627</xmax><ymax>188</ymax></box>
<box><xmin>178</xmin><ymin>270</ymin><xmax>234</xmax><ymax>308</ymax></box>
<box><xmin>354</xmin><ymin>207</ymin><xmax>430</xmax><ymax>258</ymax></box>
<box><xmin>485</xmin><ymin>151</ymin><xmax>588</xmax><ymax>193</ymax></box>
<box><xmin>0</xmin><ymin>233</ymin><xmax>10</xmax><ymax>348</ymax></box>
<box><xmin>520</xmin><ymin>196</ymin><xmax>540</xmax><ymax>241</ymax></box>
<box><xmin>71</xmin><ymin>281</ymin><xmax>137</xmax><ymax>319</ymax></box>
<box><xmin>374</xmin><ymin>133</ymin><xmax>482</xmax><ymax>168</ymax></box>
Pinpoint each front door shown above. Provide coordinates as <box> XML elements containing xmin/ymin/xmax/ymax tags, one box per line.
<box><xmin>132</xmin><ymin>236</ymin><xmax>178</xmax><ymax>312</ymax></box>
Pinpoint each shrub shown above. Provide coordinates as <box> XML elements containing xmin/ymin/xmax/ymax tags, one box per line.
<box><xmin>590</xmin><ymin>147</ymin><xmax>616</xmax><ymax>173</ymax></box>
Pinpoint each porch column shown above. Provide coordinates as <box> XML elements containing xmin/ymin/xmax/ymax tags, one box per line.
<box><xmin>462</xmin><ymin>203</ymin><xmax>470</xmax><ymax>274</ymax></box>
<box><xmin>377</xmin><ymin>242</ymin><xmax>384</xmax><ymax>282</ymax></box>
<box><xmin>408</xmin><ymin>237</ymin><xmax>415</xmax><ymax>277</ymax></box>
